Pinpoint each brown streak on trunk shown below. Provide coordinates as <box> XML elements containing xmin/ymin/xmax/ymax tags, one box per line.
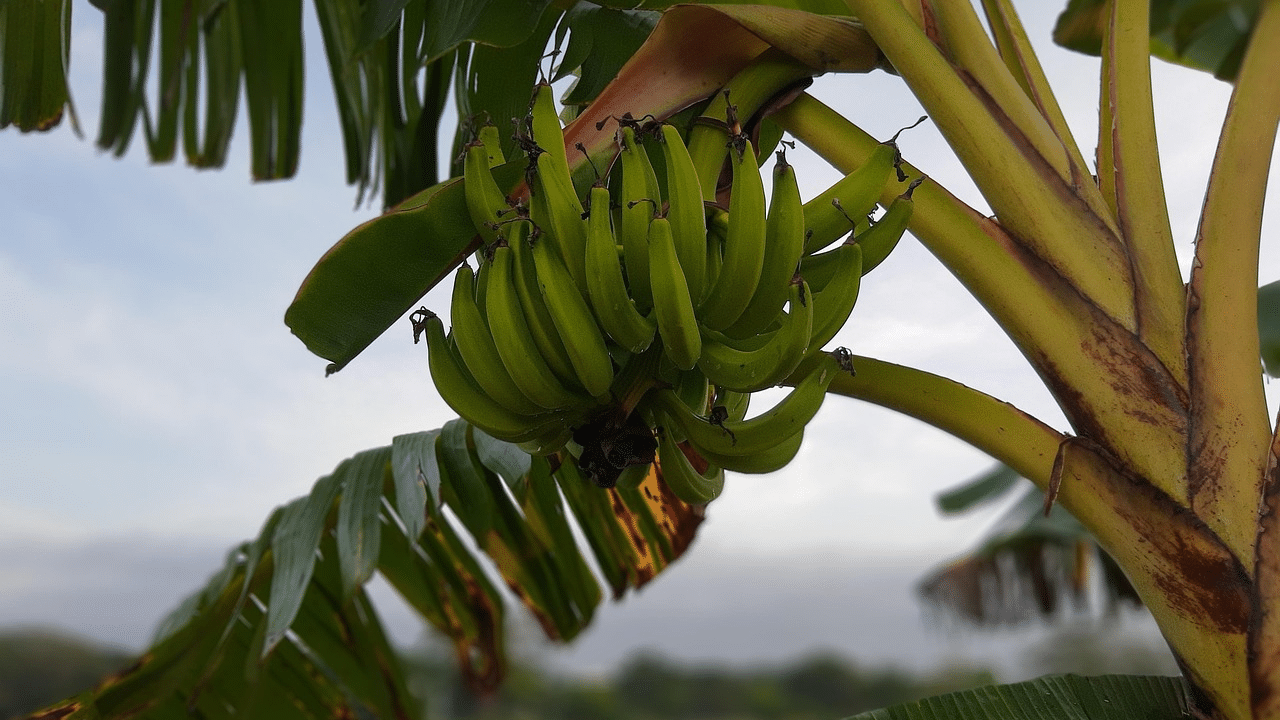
<box><xmin>1068</xmin><ymin>444</ymin><xmax>1249</xmax><ymax>637</ymax></box>
<box><xmin>1249</xmin><ymin>418</ymin><xmax>1280</xmax><ymax>716</ymax></box>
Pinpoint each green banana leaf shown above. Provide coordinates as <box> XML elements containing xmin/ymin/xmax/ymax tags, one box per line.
<box><xmin>1054</xmin><ymin>0</ymin><xmax>1262</xmax><ymax>81</ymax></box>
<box><xmin>1259</xmin><ymin>279</ymin><xmax>1280</xmax><ymax>377</ymax></box>
<box><xmin>0</xmin><ymin>0</ymin><xmax>75</xmax><ymax>133</ymax></box>
<box><xmin>5</xmin><ymin>0</ymin><xmax>1269</xmax><ymax>205</ymax></box>
<box><xmin>922</xmin><ymin>463</ymin><xmax>1142</xmax><ymax>626</ymax></box>
<box><xmin>29</xmin><ymin>420</ymin><xmax>703</xmax><ymax>719</ymax></box>
<box><xmin>842</xmin><ymin>674</ymin><xmax>1189</xmax><ymax>720</ymax></box>
<box><xmin>936</xmin><ymin>463</ymin><xmax>1022</xmax><ymax>515</ymax></box>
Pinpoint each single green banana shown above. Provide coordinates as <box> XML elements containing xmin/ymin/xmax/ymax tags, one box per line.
<box><xmin>528</xmin><ymin>82</ymin><xmax>569</xmax><ymax>180</ymax></box>
<box><xmin>477</xmin><ymin>123</ymin><xmax>505</xmax><ymax>167</ymax></box>
<box><xmin>449</xmin><ymin>264</ymin><xmax>544</xmax><ymax>416</ymax></box>
<box><xmin>464</xmin><ymin>141</ymin><xmax>511</xmax><ymax>245</ymax></box>
<box><xmin>617</xmin><ymin>126</ymin><xmax>661</xmax><ymax>313</ymax></box>
<box><xmin>529</xmin><ymin>221</ymin><xmax>616</xmax><ymax>399</ymax></box>
<box><xmin>704</xmin><ymin>211</ymin><xmax>727</xmax><ymax>296</ymax></box>
<box><xmin>803</xmin><ymin>241</ymin><xmax>863</xmax><ymax>356</ymax></box>
<box><xmin>725</xmin><ymin>150</ymin><xmax>807</xmax><ymax>339</ymax></box>
<box><xmin>485</xmin><ymin>242</ymin><xmax>589</xmax><ymax>411</ymax></box>
<box><xmin>648</xmin><ymin>216</ymin><xmax>702</xmax><ymax>371</ymax></box>
<box><xmin>712</xmin><ymin>386</ymin><xmax>751</xmax><ymax>422</ymax></box>
<box><xmin>673</xmin><ymin>366</ymin><xmax>712</xmax><ymax>416</ymax></box>
<box><xmin>517</xmin><ymin>425</ymin><xmax>575</xmax><ymax>457</ymax></box>
<box><xmin>529</xmin><ymin>149</ymin><xmax>590</xmax><ymax>291</ymax></box>
<box><xmin>697</xmin><ymin>278</ymin><xmax>814</xmax><ymax>393</ymax></box>
<box><xmin>508</xmin><ymin>220</ymin><xmax>582</xmax><ymax>386</ymax></box>
<box><xmin>853</xmin><ymin>178</ymin><xmax>921</xmax><ymax>275</ymax></box>
<box><xmin>659</xmin><ymin>123</ymin><xmax>708</xmax><ymax>303</ymax></box>
<box><xmin>653</xmin><ymin>351</ymin><xmax>843</xmax><ymax>457</ymax></box>
<box><xmin>614</xmin><ymin>461</ymin><xmax>653</xmax><ymax>491</ymax></box>
<box><xmin>654</xmin><ymin>420</ymin><xmax>725</xmax><ymax>505</ymax></box>
<box><xmin>584</xmin><ymin>184</ymin><xmax>657</xmax><ymax>353</ymax></box>
<box><xmin>802</xmin><ymin>141</ymin><xmax>899</xmax><ymax>255</ymax></box>
<box><xmin>417</xmin><ymin>310</ymin><xmax>570</xmax><ymax>443</ymax></box>
<box><xmin>697</xmin><ymin>427</ymin><xmax>804</xmax><ymax>474</ymax></box>
<box><xmin>699</xmin><ymin>138</ymin><xmax>767</xmax><ymax>330</ymax></box>
<box><xmin>473</xmin><ymin>252</ymin><xmax>492</xmax><ymax>319</ymax></box>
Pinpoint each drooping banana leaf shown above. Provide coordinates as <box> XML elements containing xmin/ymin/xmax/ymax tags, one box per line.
<box><xmin>919</xmin><ymin>476</ymin><xmax>1141</xmax><ymax>626</ymax></box>
<box><xmin>29</xmin><ymin>420</ymin><xmax>704</xmax><ymax>719</ymax></box>
<box><xmin>1054</xmin><ymin>0</ymin><xmax>1262</xmax><ymax>81</ymax></box>
<box><xmin>1259</xmin><ymin>278</ymin><xmax>1280</xmax><ymax>377</ymax></box>
<box><xmin>0</xmin><ymin>0</ymin><xmax>76</xmax><ymax>133</ymax></box>
<box><xmin>842</xmin><ymin>673</ymin><xmax>1189</xmax><ymax>720</ymax></box>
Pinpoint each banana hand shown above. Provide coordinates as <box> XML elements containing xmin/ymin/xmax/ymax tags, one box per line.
<box><xmin>530</xmin><ymin>219</ymin><xmax>616</xmax><ymax>399</ymax></box>
<box><xmin>584</xmin><ymin>184</ymin><xmax>657</xmax><ymax>353</ymax></box>
<box><xmin>699</xmin><ymin>138</ymin><xmax>767</xmax><ymax>331</ymax></box>
<box><xmin>725</xmin><ymin>149</ymin><xmax>807</xmax><ymax>339</ymax></box>
<box><xmin>450</xmin><ymin>264</ymin><xmax>544</xmax><ymax>416</ymax></box>
<box><xmin>652</xmin><ymin>351</ymin><xmax>845</xmax><ymax>458</ymax></box>
<box><xmin>659</xmin><ymin>123</ymin><xmax>709</xmax><ymax>304</ymax></box>
<box><xmin>698</xmin><ymin>278</ymin><xmax>814</xmax><ymax>393</ymax></box>
<box><xmin>803</xmin><ymin>141</ymin><xmax>900</xmax><ymax>255</ymax></box>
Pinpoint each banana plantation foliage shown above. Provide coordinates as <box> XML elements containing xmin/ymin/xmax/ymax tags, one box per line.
<box><xmin>4</xmin><ymin>0</ymin><xmax>1280</xmax><ymax>719</ymax></box>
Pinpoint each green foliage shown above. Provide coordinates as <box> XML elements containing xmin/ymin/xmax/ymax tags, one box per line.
<box><xmin>31</xmin><ymin>421</ymin><xmax>702</xmax><ymax>719</ymax></box>
<box><xmin>1054</xmin><ymin>0</ymin><xmax>1261</xmax><ymax>80</ymax></box>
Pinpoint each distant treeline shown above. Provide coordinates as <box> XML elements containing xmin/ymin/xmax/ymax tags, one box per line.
<box><xmin>0</xmin><ymin>628</ymin><xmax>133</xmax><ymax>720</ymax></box>
<box><xmin>0</xmin><ymin>627</ymin><xmax>989</xmax><ymax>720</ymax></box>
<box><xmin>1</xmin><ymin>623</ymin><xmax>1174</xmax><ymax>720</ymax></box>
<box><xmin>409</xmin><ymin>651</ymin><xmax>997</xmax><ymax>720</ymax></box>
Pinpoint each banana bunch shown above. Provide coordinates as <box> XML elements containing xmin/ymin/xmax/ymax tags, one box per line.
<box><xmin>414</xmin><ymin>82</ymin><xmax>918</xmax><ymax>502</ymax></box>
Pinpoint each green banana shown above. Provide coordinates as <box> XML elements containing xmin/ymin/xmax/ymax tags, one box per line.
<box><xmin>477</xmin><ymin>123</ymin><xmax>505</xmax><ymax>167</ymax></box>
<box><xmin>529</xmin><ymin>150</ymin><xmax>589</xmax><ymax>292</ymax></box>
<box><xmin>517</xmin><ymin>425</ymin><xmax>575</xmax><ymax>456</ymax></box>
<box><xmin>697</xmin><ymin>277</ymin><xmax>814</xmax><ymax>393</ymax></box>
<box><xmin>464</xmin><ymin>141</ymin><xmax>511</xmax><ymax>245</ymax></box>
<box><xmin>648</xmin><ymin>216</ymin><xmax>702</xmax><ymax>371</ymax></box>
<box><xmin>802</xmin><ymin>141</ymin><xmax>899</xmax><ymax>255</ymax></box>
<box><xmin>529</xmin><ymin>82</ymin><xmax>569</xmax><ymax>180</ymax></box>
<box><xmin>713</xmin><ymin>386</ymin><xmax>751</xmax><ymax>422</ymax></box>
<box><xmin>584</xmin><ymin>184</ymin><xmax>657</xmax><ymax>353</ymax></box>
<box><xmin>696</xmin><ymin>427</ymin><xmax>804</xmax><ymax>474</ymax></box>
<box><xmin>704</xmin><ymin>210</ymin><xmax>728</xmax><ymax>296</ymax></box>
<box><xmin>853</xmin><ymin>178</ymin><xmax>921</xmax><ymax>275</ymax></box>
<box><xmin>508</xmin><ymin>220</ymin><xmax>582</xmax><ymax>386</ymax></box>
<box><xmin>654</xmin><ymin>419</ymin><xmax>725</xmax><ymax>504</ymax></box>
<box><xmin>416</xmin><ymin>309</ymin><xmax>570</xmax><ymax>443</ymax></box>
<box><xmin>699</xmin><ymin>138</ymin><xmax>766</xmax><ymax>331</ymax></box>
<box><xmin>485</xmin><ymin>242</ymin><xmax>589</xmax><ymax>411</ymax></box>
<box><xmin>614</xmin><ymin>461</ymin><xmax>653</xmax><ymax>490</ymax></box>
<box><xmin>653</xmin><ymin>351</ymin><xmax>844</xmax><ymax>457</ymax></box>
<box><xmin>659</xmin><ymin>123</ymin><xmax>708</xmax><ymax>303</ymax></box>
<box><xmin>449</xmin><ymin>263</ymin><xmax>544</xmax><ymax>416</ymax></box>
<box><xmin>473</xmin><ymin>252</ymin><xmax>492</xmax><ymax>319</ymax></box>
<box><xmin>725</xmin><ymin>150</ymin><xmax>807</xmax><ymax>339</ymax></box>
<box><xmin>673</xmin><ymin>366</ymin><xmax>712</xmax><ymax>416</ymax></box>
<box><xmin>803</xmin><ymin>241</ymin><xmax>863</xmax><ymax>356</ymax></box>
<box><xmin>529</xmin><ymin>219</ymin><xmax>616</xmax><ymax>399</ymax></box>
<box><xmin>617</xmin><ymin>126</ymin><xmax>661</xmax><ymax>313</ymax></box>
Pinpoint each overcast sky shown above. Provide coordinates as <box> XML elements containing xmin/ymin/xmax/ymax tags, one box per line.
<box><xmin>1</xmin><ymin>1</ymin><xmax>1276</xmax><ymax>679</ymax></box>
